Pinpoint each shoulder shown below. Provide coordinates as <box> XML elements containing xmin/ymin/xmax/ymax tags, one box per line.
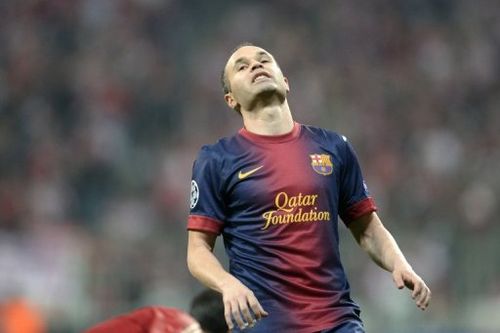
<box><xmin>196</xmin><ymin>143</ymin><xmax>220</xmax><ymax>162</ymax></box>
<box><xmin>194</xmin><ymin>132</ymin><xmax>244</xmax><ymax>166</ymax></box>
<box><xmin>301</xmin><ymin>123</ymin><xmax>347</xmax><ymax>146</ymax></box>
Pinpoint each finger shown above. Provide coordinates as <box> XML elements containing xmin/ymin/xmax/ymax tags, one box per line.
<box><xmin>412</xmin><ymin>280</ymin><xmax>423</xmax><ymax>299</ymax></box>
<box><xmin>422</xmin><ymin>288</ymin><xmax>432</xmax><ymax>309</ymax></box>
<box><xmin>231</xmin><ymin>300</ymin><xmax>246</xmax><ymax>330</ymax></box>
<box><xmin>414</xmin><ymin>288</ymin><xmax>425</xmax><ymax>309</ymax></box>
<box><xmin>248</xmin><ymin>296</ymin><xmax>268</xmax><ymax>320</ymax></box>
<box><xmin>416</xmin><ymin>283</ymin><xmax>428</xmax><ymax>306</ymax></box>
<box><xmin>224</xmin><ymin>301</ymin><xmax>235</xmax><ymax>331</ymax></box>
<box><xmin>238</xmin><ymin>298</ymin><xmax>255</xmax><ymax>326</ymax></box>
<box><xmin>393</xmin><ymin>272</ymin><xmax>405</xmax><ymax>289</ymax></box>
<box><xmin>417</xmin><ymin>286</ymin><xmax>431</xmax><ymax>310</ymax></box>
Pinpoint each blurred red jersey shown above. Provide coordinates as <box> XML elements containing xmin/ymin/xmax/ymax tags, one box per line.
<box><xmin>84</xmin><ymin>306</ymin><xmax>201</xmax><ymax>333</ymax></box>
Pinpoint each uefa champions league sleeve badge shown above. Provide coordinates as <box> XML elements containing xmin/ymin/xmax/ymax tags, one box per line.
<box><xmin>190</xmin><ymin>180</ymin><xmax>199</xmax><ymax>209</ymax></box>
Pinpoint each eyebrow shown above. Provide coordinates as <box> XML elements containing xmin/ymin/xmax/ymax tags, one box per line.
<box><xmin>233</xmin><ymin>51</ymin><xmax>270</xmax><ymax>69</ymax></box>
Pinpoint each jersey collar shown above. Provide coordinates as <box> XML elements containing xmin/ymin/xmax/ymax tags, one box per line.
<box><xmin>239</xmin><ymin>122</ymin><xmax>301</xmax><ymax>144</ymax></box>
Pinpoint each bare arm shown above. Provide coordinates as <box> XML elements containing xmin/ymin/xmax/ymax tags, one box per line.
<box><xmin>187</xmin><ymin>230</ymin><xmax>268</xmax><ymax>330</ymax></box>
<box><xmin>348</xmin><ymin>212</ymin><xmax>431</xmax><ymax>310</ymax></box>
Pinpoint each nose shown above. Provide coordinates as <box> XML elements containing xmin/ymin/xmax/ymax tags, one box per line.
<box><xmin>250</xmin><ymin>60</ymin><xmax>263</xmax><ymax>71</ymax></box>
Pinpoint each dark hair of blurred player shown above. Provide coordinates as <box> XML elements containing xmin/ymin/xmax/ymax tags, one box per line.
<box><xmin>190</xmin><ymin>289</ymin><xmax>228</xmax><ymax>333</ymax></box>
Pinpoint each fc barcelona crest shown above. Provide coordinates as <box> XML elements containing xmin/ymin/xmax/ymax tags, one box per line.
<box><xmin>310</xmin><ymin>154</ymin><xmax>333</xmax><ymax>176</ymax></box>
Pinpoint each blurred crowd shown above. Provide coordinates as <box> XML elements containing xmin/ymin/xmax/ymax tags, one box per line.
<box><xmin>0</xmin><ymin>0</ymin><xmax>499</xmax><ymax>332</ymax></box>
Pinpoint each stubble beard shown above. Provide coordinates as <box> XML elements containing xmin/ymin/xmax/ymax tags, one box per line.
<box><xmin>252</xmin><ymin>83</ymin><xmax>286</xmax><ymax>105</ymax></box>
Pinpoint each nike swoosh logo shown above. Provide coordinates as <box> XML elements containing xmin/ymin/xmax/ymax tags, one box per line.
<box><xmin>238</xmin><ymin>165</ymin><xmax>264</xmax><ymax>180</ymax></box>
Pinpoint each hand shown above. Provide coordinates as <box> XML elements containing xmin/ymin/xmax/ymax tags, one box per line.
<box><xmin>220</xmin><ymin>276</ymin><xmax>268</xmax><ymax>331</ymax></box>
<box><xmin>392</xmin><ymin>264</ymin><xmax>431</xmax><ymax>310</ymax></box>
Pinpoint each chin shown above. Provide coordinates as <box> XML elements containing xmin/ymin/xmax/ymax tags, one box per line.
<box><xmin>256</xmin><ymin>85</ymin><xmax>286</xmax><ymax>100</ymax></box>
<box><xmin>254</xmin><ymin>83</ymin><xmax>280</xmax><ymax>95</ymax></box>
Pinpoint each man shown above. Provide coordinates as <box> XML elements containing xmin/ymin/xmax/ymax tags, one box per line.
<box><xmin>84</xmin><ymin>306</ymin><xmax>202</xmax><ymax>333</ymax></box>
<box><xmin>187</xmin><ymin>43</ymin><xmax>431</xmax><ymax>332</ymax></box>
<box><xmin>190</xmin><ymin>289</ymin><xmax>228</xmax><ymax>333</ymax></box>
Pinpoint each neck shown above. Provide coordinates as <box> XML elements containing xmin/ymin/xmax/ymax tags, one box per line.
<box><xmin>240</xmin><ymin>100</ymin><xmax>294</xmax><ymax>136</ymax></box>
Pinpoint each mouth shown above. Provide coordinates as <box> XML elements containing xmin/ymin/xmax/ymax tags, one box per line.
<box><xmin>252</xmin><ymin>72</ymin><xmax>272</xmax><ymax>83</ymax></box>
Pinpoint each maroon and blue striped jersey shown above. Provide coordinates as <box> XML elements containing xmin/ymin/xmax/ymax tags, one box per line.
<box><xmin>188</xmin><ymin>122</ymin><xmax>377</xmax><ymax>332</ymax></box>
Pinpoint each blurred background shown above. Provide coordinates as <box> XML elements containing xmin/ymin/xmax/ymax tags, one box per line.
<box><xmin>0</xmin><ymin>0</ymin><xmax>499</xmax><ymax>332</ymax></box>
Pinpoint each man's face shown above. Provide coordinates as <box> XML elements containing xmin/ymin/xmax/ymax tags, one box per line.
<box><xmin>224</xmin><ymin>46</ymin><xmax>289</xmax><ymax>110</ymax></box>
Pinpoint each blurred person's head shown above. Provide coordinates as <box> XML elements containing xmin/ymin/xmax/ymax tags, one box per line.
<box><xmin>221</xmin><ymin>43</ymin><xmax>289</xmax><ymax>113</ymax></box>
<box><xmin>190</xmin><ymin>289</ymin><xmax>228</xmax><ymax>333</ymax></box>
<box><xmin>84</xmin><ymin>306</ymin><xmax>202</xmax><ymax>333</ymax></box>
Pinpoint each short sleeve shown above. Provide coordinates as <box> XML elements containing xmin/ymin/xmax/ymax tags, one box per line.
<box><xmin>187</xmin><ymin>146</ymin><xmax>226</xmax><ymax>234</ymax></box>
<box><xmin>338</xmin><ymin>136</ymin><xmax>377</xmax><ymax>225</ymax></box>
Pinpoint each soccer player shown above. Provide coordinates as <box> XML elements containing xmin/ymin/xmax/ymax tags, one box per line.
<box><xmin>84</xmin><ymin>306</ymin><xmax>203</xmax><ymax>333</ymax></box>
<box><xmin>186</xmin><ymin>43</ymin><xmax>431</xmax><ymax>333</ymax></box>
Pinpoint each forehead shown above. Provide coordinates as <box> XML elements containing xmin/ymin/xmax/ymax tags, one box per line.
<box><xmin>225</xmin><ymin>46</ymin><xmax>273</xmax><ymax>69</ymax></box>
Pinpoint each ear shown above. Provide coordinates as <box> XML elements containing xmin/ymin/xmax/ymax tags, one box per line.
<box><xmin>284</xmin><ymin>77</ymin><xmax>290</xmax><ymax>92</ymax></box>
<box><xmin>224</xmin><ymin>93</ymin><xmax>238</xmax><ymax>109</ymax></box>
